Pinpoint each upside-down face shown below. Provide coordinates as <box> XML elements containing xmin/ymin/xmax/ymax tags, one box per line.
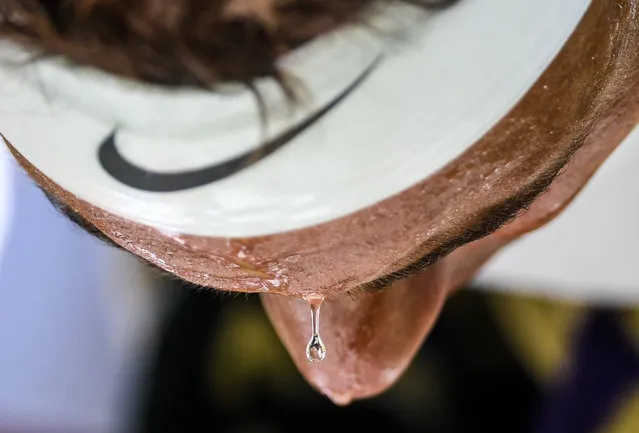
<box><xmin>1</xmin><ymin>0</ymin><xmax>638</xmax><ymax>404</ymax></box>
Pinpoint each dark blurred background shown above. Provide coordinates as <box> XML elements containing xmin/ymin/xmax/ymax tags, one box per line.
<box><xmin>135</xmin><ymin>283</ymin><xmax>541</xmax><ymax>433</ymax></box>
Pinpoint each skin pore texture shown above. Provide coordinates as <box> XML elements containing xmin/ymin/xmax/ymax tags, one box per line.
<box><xmin>4</xmin><ymin>0</ymin><xmax>639</xmax><ymax>404</ymax></box>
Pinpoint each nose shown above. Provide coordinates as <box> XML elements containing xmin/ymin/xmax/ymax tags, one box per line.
<box><xmin>261</xmin><ymin>266</ymin><xmax>448</xmax><ymax>404</ymax></box>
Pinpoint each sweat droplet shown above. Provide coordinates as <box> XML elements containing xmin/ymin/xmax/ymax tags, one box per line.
<box><xmin>305</xmin><ymin>296</ymin><xmax>326</xmax><ymax>362</ymax></box>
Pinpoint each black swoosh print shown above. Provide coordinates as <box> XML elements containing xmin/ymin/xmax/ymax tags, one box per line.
<box><xmin>98</xmin><ymin>60</ymin><xmax>379</xmax><ymax>193</ymax></box>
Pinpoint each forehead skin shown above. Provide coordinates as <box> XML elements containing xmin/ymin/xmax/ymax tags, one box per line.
<box><xmin>8</xmin><ymin>0</ymin><xmax>639</xmax><ymax>299</ymax></box>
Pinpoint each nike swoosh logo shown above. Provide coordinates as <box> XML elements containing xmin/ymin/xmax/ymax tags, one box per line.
<box><xmin>98</xmin><ymin>59</ymin><xmax>380</xmax><ymax>193</ymax></box>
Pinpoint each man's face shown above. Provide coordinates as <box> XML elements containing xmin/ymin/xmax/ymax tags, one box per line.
<box><xmin>2</xmin><ymin>0</ymin><xmax>639</xmax><ymax>404</ymax></box>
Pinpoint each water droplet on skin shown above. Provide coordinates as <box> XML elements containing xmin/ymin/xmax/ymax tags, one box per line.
<box><xmin>305</xmin><ymin>296</ymin><xmax>326</xmax><ymax>362</ymax></box>
<box><xmin>307</xmin><ymin>334</ymin><xmax>326</xmax><ymax>362</ymax></box>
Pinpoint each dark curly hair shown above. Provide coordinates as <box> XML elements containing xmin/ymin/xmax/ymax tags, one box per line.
<box><xmin>0</xmin><ymin>0</ymin><xmax>456</xmax><ymax>89</ymax></box>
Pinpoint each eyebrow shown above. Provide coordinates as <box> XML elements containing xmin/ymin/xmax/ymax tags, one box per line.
<box><xmin>40</xmin><ymin>188</ymin><xmax>179</xmax><ymax>274</ymax></box>
<box><xmin>357</xmin><ymin>140</ymin><xmax>582</xmax><ymax>293</ymax></box>
<box><xmin>40</xmin><ymin>140</ymin><xmax>580</xmax><ymax>294</ymax></box>
<box><xmin>42</xmin><ymin>188</ymin><xmax>122</xmax><ymax>249</ymax></box>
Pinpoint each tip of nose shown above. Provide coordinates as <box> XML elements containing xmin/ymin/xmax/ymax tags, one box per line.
<box><xmin>313</xmin><ymin>367</ymin><xmax>404</xmax><ymax>406</ymax></box>
<box><xmin>324</xmin><ymin>391</ymin><xmax>354</xmax><ymax>406</ymax></box>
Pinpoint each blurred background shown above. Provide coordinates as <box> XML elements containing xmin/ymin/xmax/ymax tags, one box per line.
<box><xmin>1</xmin><ymin>127</ymin><xmax>638</xmax><ymax>433</ymax></box>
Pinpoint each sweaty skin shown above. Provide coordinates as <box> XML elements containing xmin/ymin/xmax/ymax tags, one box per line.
<box><xmin>5</xmin><ymin>0</ymin><xmax>639</xmax><ymax>403</ymax></box>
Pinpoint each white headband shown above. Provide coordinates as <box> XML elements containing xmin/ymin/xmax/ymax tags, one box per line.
<box><xmin>0</xmin><ymin>0</ymin><xmax>590</xmax><ymax>237</ymax></box>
